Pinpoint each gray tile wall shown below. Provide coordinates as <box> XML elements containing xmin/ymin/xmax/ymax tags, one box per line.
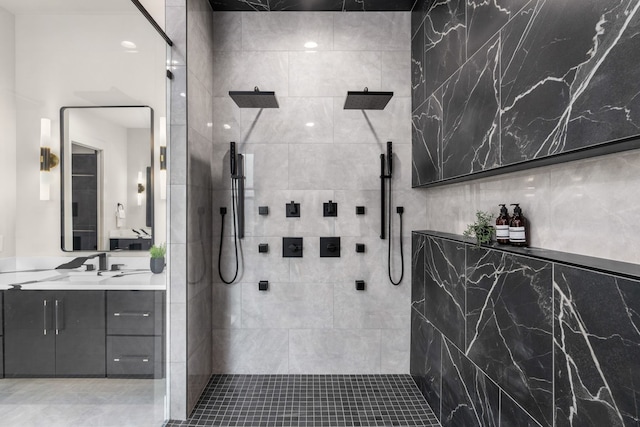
<box><xmin>186</xmin><ymin>0</ymin><xmax>214</xmax><ymax>415</ymax></box>
<box><xmin>166</xmin><ymin>0</ymin><xmax>215</xmax><ymax>419</ymax></box>
<box><xmin>166</xmin><ymin>0</ymin><xmax>188</xmax><ymax>419</ymax></box>
<box><xmin>211</xmin><ymin>11</ymin><xmax>427</xmax><ymax>374</ymax></box>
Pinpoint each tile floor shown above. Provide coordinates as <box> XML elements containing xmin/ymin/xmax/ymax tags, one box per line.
<box><xmin>165</xmin><ymin>374</ymin><xmax>440</xmax><ymax>427</ymax></box>
<box><xmin>0</xmin><ymin>378</ymin><xmax>166</xmax><ymax>427</ymax></box>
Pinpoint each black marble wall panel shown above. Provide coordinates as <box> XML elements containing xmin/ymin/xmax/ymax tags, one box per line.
<box><xmin>501</xmin><ymin>0</ymin><xmax>640</xmax><ymax>165</ymax></box>
<box><xmin>442</xmin><ymin>37</ymin><xmax>500</xmax><ymax>179</ymax></box>
<box><xmin>412</xmin><ymin>92</ymin><xmax>442</xmax><ymax>185</ymax></box>
<box><xmin>412</xmin><ymin>0</ymin><xmax>640</xmax><ymax>186</ymax></box>
<box><xmin>441</xmin><ymin>339</ymin><xmax>499</xmax><ymax>427</ymax></box>
<box><xmin>411</xmin><ymin>234</ymin><xmax>426</xmax><ymax>315</ymax></box>
<box><xmin>500</xmin><ymin>392</ymin><xmax>541</xmax><ymax>427</ymax></box>
<box><xmin>554</xmin><ymin>265</ymin><xmax>640</xmax><ymax>427</ymax></box>
<box><xmin>411</xmin><ymin>21</ymin><xmax>426</xmax><ymax>110</ymax></box>
<box><xmin>410</xmin><ymin>309</ymin><xmax>442</xmax><ymax>420</ymax></box>
<box><xmin>466</xmin><ymin>248</ymin><xmax>553</xmax><ymax>427</ymax></box>
<box><xmin>466</xmin><ymin>0</ymin><xmax>528</xmax><ymax>59</ymax></box>
<box><xmin>424</xmin><ymin>0</ymin><xmax>466</xmax><ymax>97</ymax></box>
<box><xmin>424</xmin><ymin>236</ymin><xmax>466</xmax><ymax>350</ymax></box>
<box><xmin>412</xmin><ymin>232</ymin><xmax>640</xmax><ymax>427</ymax></box>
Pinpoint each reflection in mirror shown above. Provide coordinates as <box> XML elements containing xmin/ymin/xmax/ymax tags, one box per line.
<box><xmin>0</xmin><ymin>0</ymin><xmax>169</xmax><ymax>425</ymax></box>
<box><xmin>61</xmin><ymin>106</ymin><xmax>154</xmax><ymax>252</ymax></box>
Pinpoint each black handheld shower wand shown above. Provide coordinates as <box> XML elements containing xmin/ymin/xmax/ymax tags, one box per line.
<box><xmin>218</xmin><ymin>142</ymin><xmax>244</xmax><ymax>284</ymax></box>
<box><xmin>380</xmin><ymin>141</ymin><xmax>404</xmax><ymax>285</ymax></box>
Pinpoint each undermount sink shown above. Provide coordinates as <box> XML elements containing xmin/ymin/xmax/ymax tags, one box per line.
<box><xmin>61</xmin><ymin>274</ymin><xmax>106</xmax><ymax>282</ymax></box>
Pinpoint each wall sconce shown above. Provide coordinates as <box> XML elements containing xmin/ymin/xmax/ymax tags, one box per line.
<box><xmin>137</xmin><ymin>171</ymin><xmax>145</xmax><ymax>206</ymax></box>
<box><xmin>159</xmin><ymin>116</ymin><xmax>167</xmax><ymax>200</ymax></box>
<box><xmin>160</xmin><ymin>146</ymin><xmax>167</xmax><ymax>170</ymax></box>
<box><xmin>39</xmin><ymin>118</ymin><xmax>58</xmax><ymax>201</ymax></box>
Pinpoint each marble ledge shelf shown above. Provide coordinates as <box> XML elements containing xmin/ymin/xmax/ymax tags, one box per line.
<box><xmin>414</xmin><ymin>230</ymin><xmax>640</xmax><ymax>281</ymax></box>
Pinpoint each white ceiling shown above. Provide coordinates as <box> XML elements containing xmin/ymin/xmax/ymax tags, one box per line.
<box><xmin>0</xmin><ymin>0</ymin><xmax>136</xmax><ymax>15</ymax></box>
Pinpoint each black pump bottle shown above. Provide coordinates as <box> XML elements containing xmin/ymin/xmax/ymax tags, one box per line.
<box><xmin>508</xmin><ymin>204</ymin><xmax>528</xmax><ymax>247</ymax></box>
<box><xmin>496</xmin><ymin>204</ymin><xmax>510</xmax><ymax>245</ymax></box>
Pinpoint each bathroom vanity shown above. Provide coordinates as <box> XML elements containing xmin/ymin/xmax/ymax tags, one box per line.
<box><xmin>0</xmin><ymin>271</ymin><xmax>165</xmax><ymax>379</ymax></box>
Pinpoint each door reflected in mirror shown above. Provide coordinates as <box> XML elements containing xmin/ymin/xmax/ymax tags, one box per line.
<box><xmin>60</xmin><ymin>106</ymin><xmax>154</xmax><ymax>252</ymax></box>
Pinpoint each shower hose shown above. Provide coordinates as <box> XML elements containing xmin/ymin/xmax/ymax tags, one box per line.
<box><xmin>387</xmin><ymin>184</ymin><xmax>404</xmax><ymax>286</ymax></box>
<box><xmin>218</xmin><ymin>178</ymin><xmax>240</xmax><ymax>284</ymax></box>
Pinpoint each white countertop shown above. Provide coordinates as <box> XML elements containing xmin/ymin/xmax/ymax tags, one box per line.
<box><xmin>0</xmin><ymin>270</ymin><xmax>166</xmax><ymax>291</ymax></box>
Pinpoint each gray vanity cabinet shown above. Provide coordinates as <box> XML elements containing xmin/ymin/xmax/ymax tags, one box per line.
<box><xmin>4</xmin><ymin>290</ymin><xmax>106</xmax><ymax>377</ymax></box>
<box><xmin>106</xmin><ymin>290</ymin><xmax>164</xmax><ymax>378</ymax></box>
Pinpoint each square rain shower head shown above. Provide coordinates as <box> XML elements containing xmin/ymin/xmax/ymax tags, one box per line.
<box><xmin>229</xmin><ymin>90</ymin><xmax>279</xmax><ymax>108</ymax></box>
<box><xmin>343</xmin><ymin>91</ymin><xmax>394</xmax><ymax>110</ymax></box>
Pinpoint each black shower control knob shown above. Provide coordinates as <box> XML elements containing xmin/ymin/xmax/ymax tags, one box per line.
<box><xmin>327</xmin><ymin>243</ymin><xmax>337</xmax><ymax>252</ymax></box>
<box><xmin>288</xmin><ymin>244</ymin><xmax>299</xmax><ymax>252</ymax></box>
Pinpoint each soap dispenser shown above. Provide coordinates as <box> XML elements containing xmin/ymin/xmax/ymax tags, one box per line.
<box><xmin>496</xmin><ymin>204</ymin><xmax>510</xmax><ymax>245</ymax></box>
<box><xmin>509</xmin><ymin>204</ymin><xmax>528</xmax><ymax>246</ymax></box>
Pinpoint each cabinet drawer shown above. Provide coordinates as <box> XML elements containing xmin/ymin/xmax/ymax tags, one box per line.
<box><xmin>107</xmin><ymin>291</ymin><xmax>164</xmax><ymax>335</ymax></box>
<box><xmin>107</xmin><ymin>336</ymin><xmax>163</xmax><ymax>378</ymax></box>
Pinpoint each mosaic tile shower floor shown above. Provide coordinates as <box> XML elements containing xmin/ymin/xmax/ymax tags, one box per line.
<box><xmin>165</xmin><ymin>374</ymin><xmax>440</xmax><ymax>427</ymax></box>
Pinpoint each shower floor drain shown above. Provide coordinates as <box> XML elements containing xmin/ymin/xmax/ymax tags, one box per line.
<box><xmin>164</xmin><ymin>374</ymin><xmax>440</xmax><ymax>427</ymax></box>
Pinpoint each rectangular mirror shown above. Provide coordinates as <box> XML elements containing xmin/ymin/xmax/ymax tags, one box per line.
<box><xmin>60</xmin><ymin>106</ymin><xmax>154</xmax><ymax>252</ymax></box>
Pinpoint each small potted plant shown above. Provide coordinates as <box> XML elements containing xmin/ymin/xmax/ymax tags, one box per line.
<box><xmin>463</xmin><ymin>211</ymin><xmax>495</xmax><ymax>247</ymax></box>
<box><xmin>149</xmin><ymin>243</ymin><xmax>166</xmax><ymax>274</ymax></box>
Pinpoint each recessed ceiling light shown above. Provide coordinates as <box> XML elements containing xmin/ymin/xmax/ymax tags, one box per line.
<box><xmin>223</xmin><ymin>124</ymin><xmax>231</xmax><ymax>130</ymax></box>
<box><xmin>304</xmin><ymin>41</ymin><xmax>318</xmax><ymax>49</ymax></box>
<box><xmin>121</xmin><ymin>40</ymin><xmax>137</xmax><ymax>49</ymax></box>
<box><xmin>179</xmin><ymin>92</ymin><xmax>186</xmax><ymax>97</ymax></box>
<box><xmin>305</xmin><ymin>122</ymin><xmax>315</xmax><ymax>127</ymax></box>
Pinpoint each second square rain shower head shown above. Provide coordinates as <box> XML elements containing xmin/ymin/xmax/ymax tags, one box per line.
<box><xmin>344</xmin><ymin>87</ymin><xmax>394</xmax><ymax>110</ymax></box>
<box><xmin>229</xmin><ymin>86</ymin><xmax>279</xmax><ymax>108</ymax></box>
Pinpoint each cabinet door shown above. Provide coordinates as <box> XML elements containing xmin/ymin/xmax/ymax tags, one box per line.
<box><xmin>54</xmin><ymin>291</ymin><xmax>106</xmax><ymax>377</ymax></box>
<box><xmin>4</xmin><ymin>291</ymin><xmax>56</xmax><ymax>377</ymax></box>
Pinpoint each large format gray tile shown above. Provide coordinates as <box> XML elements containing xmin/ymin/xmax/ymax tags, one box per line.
<box><xmin>333</xmin><ymin>273</ymin><xmax>410</xmax><ymax>330</ymax></box>
<box><xmin>241</xmin><ymin>97</ymin><xmax>334</xmax><ymax>144</ymax></box>
<box><xmin>213</xmin><ymin>51</ymin><xmax>289</xmax><ymax>98</ymax></box>
<box><xmin>288</xmin><ymin>144</ymin><xmax>383</xmax><ymax>190</ymax></box>
<box><xmin>242</xmin><ymin>12</ymin><xmax>334</xmax><ymax>51</ymax></box>
<box><xmin>333</xmin><ymin>96</ymin><xmax>411</xmax><ymax>145</ymax></box>
<box><xmin>211</xmin><ymin>329</ymin><xmax>289</xmax><ymax>374</ymax></box>
<box><xmin>289</xmin><ymin>51</ymin><xmax>381</xmax><ymax>97</ymax></box>
<box><xmin>381</xmin><ymin>328</ymin><xmax>410</xmax><ymax>373</ymax></box>
<box><xmin>289</xmin><ymin>329</ymin><xmax>381</xmax><ymax>374</ymax></box>
<box><xmin>241</xmin><ymin>282</ymin><xmax>333</xmax><ymax>329</ymax></box>
<box><xmin>212</xmin><ymin>12</ymin><xmax>242</xmax><ymax>52</ymax></box>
